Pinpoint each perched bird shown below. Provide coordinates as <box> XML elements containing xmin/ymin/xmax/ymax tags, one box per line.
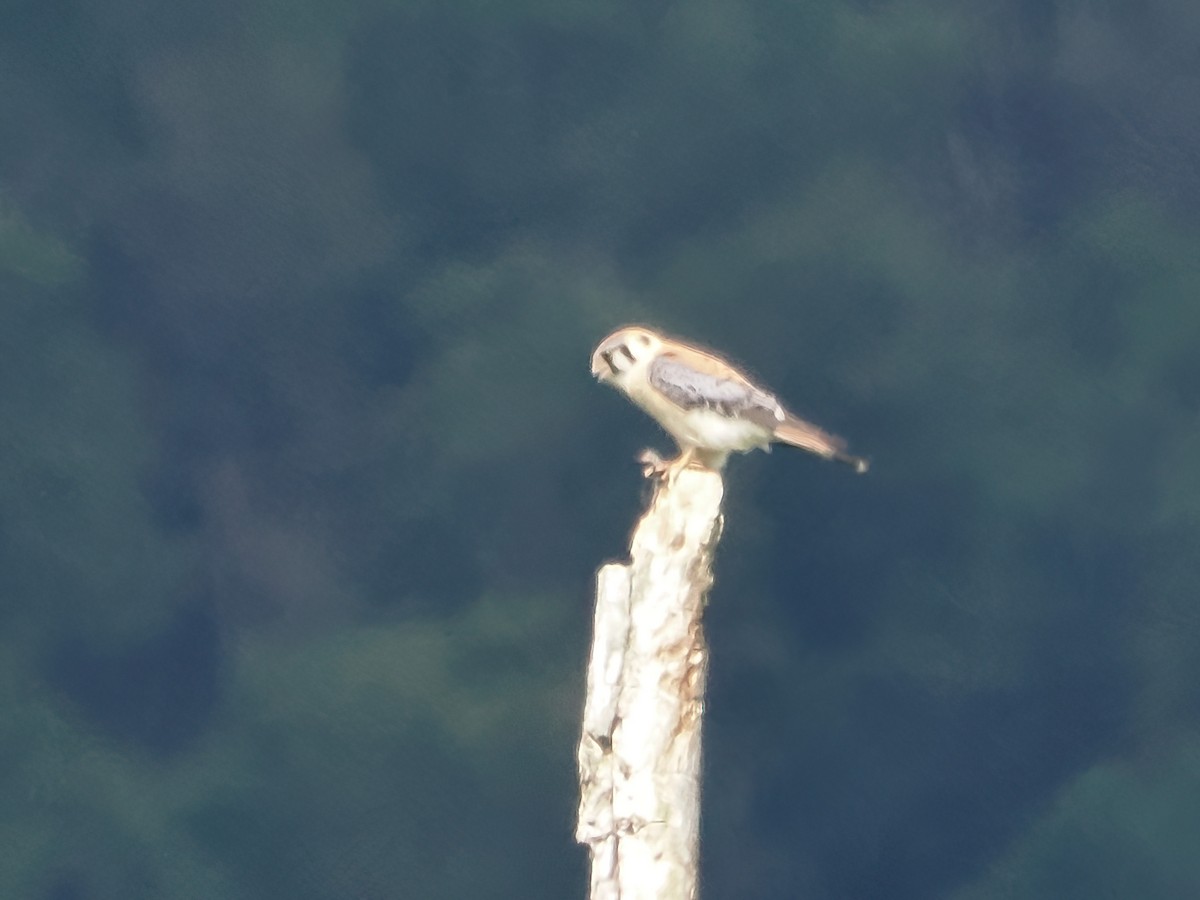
<box><xmin>591</xmin><ymin>325</ymin><xmax>868</xmax><ymax>475</ymax></box>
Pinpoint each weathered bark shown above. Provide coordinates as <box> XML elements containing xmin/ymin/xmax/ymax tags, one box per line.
<box><xmin>577</xmin><ymin>468</ymin><xmax>725</xmax><ymax>900</ymax></box>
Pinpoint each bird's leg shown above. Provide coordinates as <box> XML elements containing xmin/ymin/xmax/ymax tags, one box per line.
<box><xmin>672</xmin><ymin>446</ymin><xmax>699</xmax><ymax>477</ymax></box>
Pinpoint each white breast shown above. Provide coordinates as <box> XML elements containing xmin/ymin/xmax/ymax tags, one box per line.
<box><xmin>672</xmin><ymin>407</ymin><xmax>772</xmax><ymax>451</ymax></box>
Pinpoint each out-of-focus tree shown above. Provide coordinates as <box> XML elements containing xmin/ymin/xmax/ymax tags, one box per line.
<box><xmin>2</xmin><ymin>0</ymin><xmax>1200</xmax><ymax>897</ymax></box>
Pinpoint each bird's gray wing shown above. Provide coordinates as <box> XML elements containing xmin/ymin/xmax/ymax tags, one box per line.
<box><xmin>648</xmin><ymin>356</ymin><xmax>783</xmax><ymax>427</ymax></box>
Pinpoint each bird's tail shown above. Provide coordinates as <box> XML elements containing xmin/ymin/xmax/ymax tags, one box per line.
<box><xmin>774</xmin><ymin>417</ymin><xmax>869</xmax><ymax>474</ymax></box>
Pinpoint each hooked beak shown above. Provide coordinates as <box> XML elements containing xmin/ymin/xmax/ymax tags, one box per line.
<box><xmin>590</xmin><ymin>347</ymin><xmax>617</xmax><ymax>381</ymax></box>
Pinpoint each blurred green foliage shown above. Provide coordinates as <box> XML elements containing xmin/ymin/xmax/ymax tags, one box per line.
<box><xmin>2</xmin><ymin>0</ymin><xmax>1199</xmax><ymax>897</ymax></box>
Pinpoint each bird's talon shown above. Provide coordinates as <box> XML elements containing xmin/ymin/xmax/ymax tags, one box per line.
<box><xmin>637</xmin><ymin>449</ymin><xmax>671</xmax><ymax>480</ymax></box>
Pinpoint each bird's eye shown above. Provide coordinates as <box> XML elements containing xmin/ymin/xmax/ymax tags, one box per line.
<box><xmin>618</xmin><ymin>344</ymin><xmax>636</xmax><ymax>362</ymax></box>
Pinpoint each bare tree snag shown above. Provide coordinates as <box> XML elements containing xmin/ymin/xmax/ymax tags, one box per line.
<box><xmin>576</xmin><ymin>466</ymin><xmax>725</xmax><ymax>900</ymax></box>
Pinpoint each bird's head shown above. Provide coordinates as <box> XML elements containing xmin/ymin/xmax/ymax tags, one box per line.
<box><xmin>590</xmin><ymin>326</ymin><xmax>662</xmax><ymax>389</ymax></box>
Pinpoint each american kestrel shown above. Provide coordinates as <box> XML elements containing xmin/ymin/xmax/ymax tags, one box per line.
<box><xmin>591</xmin><ymin>325</ymin><xmax>869</xmax><ymax>475</ymax></box>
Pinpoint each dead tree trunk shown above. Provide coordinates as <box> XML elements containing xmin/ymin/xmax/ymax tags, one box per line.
<box><xmin>576</xmin><ymin>467</ymin><xmax>725</xmax><ymax>900</ymax></box>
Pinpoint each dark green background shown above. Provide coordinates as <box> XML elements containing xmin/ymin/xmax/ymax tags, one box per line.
<box><xmin>3</xmin><ymin>1</ymin><xmax>1199</xmax><ymax>897</ymax></box>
